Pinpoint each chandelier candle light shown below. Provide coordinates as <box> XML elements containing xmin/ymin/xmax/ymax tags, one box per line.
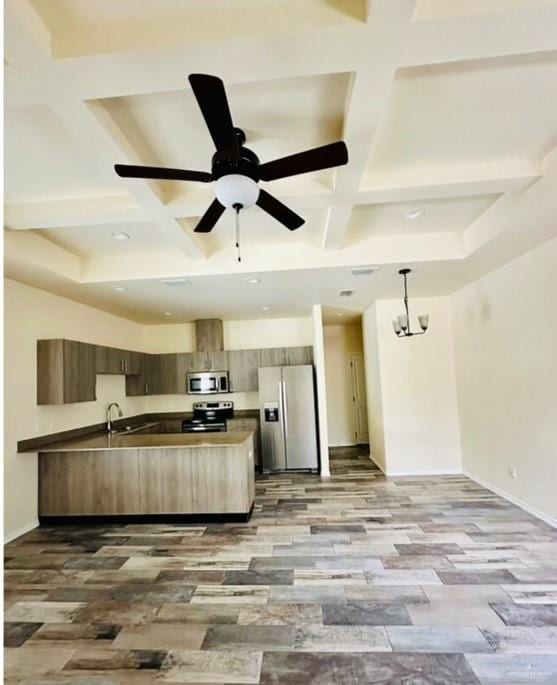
<box><xmin>392</xmin><ymin>268</ymin><xmax>429</xmax><ymax>337</ymax></box>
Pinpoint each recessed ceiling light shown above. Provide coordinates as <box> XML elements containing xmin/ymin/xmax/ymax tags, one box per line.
<box><xmin>245</xmin><ymin>277</ymin><xmax>261</xmax><ymax>284</ymax></box>
<box><xmin>113</xmin><ymin>286</ymin><xmax>127</xmax><ymax>292</ymax></box>
<box><xmin>163</xmin><ymin>312</ymin><xmax>173</xmax><ymax>316</ymax></box>
<box><xmin>261</xmin><ymin>306</ymin><xmax>270</xmax><ymax>311</ymax></box>
<box><xmin>111</xmin><ymin>231</ymin><xmax>130</xmax><ymax>240</ymax></box>
<box><xmin>336</xmin><ymin>313</ymin><xmax>344</xmax><ymax>317</ymax></box>
<box><xmin>404</xmin><ymin>208</ymin><xmax>425</xmax><ymax>221</ymax></box>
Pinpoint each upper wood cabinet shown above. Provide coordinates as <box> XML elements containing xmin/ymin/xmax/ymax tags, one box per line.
<box><xmin>38</xmin><ymin>340</ymin><xmax>96</xmax><ymax>405</ymax></box>
<box><xmin>228</xmin><ymin>349</ymin><xmax>258</xmax><ymax>392</ymax></box>
<box><xmin>38</xmin><ymin>337</ymin><xmax>314</xmax><ymax>403</ymax></box>
<box><xmin>96</xmin><ymin>345</ymin><xmax>142</xmax><ymax>375</ymax></box>
<box><xmin>284</xmin><ymin>346</ymin><xmax>313</xmax><ymax>366</ymax></box>
<box><xmin>257</xmin><ymin>347</ymin><xmax>287</xmax><ymax>368</ymax></box>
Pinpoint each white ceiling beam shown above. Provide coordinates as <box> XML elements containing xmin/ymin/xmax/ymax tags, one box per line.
<box><xmin>7</xmin><ymin>160</ymin><xmax>539</xmax><ymax>231</ymax></box>
<box><xmin>357</xmin><ymin>161</ymin><xmax>541</xmax><ymax>204</ymax></box>
<box><xmin>5</xmin><ymin>196</ymin><xmax>148</xmax><ymax>230</ymax></box>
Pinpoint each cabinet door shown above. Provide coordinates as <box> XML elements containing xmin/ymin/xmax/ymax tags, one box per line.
<box><xmin>208</xmin><ymin>350</ymin><xmax>229</xmax><ymax>372</ymax></box>
<box><xmin>125</xmin><ymin>354</ymin><xmax>151</xmax><ymax>396</ymax></box>
<box><xmin>257</xmin><ymin>347</ymin><xmax>286</xmax><ymax>368</ymax></box>
<box><xmin>158</xmin><ymin>354</ymin><xmax>181</xmax><ymax>394</ymax></box>
<box><xmin>63</xmin><ymin>340</ymin><xmax>96</xmax><ymax>404</ymax></box>
<box><xmin>96</xmin><ymin>346</ymin><xmax>128</xmax><ymax>374</ymax></box>
<box><xmin>284</xmin><ymin>346</ymin><xmax>313</xmax><ymax>366</ymax></box>
<box><xmin>125</xmin><ymin>350</ymin><xmax>143</xmax><ymax>375</ymax></box>
<box><xmin>227</xmin><ymin>417</ymin><xmax>260</xmax><ymax>467</ymax></box>
<box><xmin>189</xmin><ymin>351</ymin><xmax>210</xmax><ymax>372</ymax></box>
<box><xmin>229</xmin><ymin>349</ymin><xmax>258</xmax><ymax>392</ymax></box>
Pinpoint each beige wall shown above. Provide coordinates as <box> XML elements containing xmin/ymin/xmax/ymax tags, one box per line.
<box><xmin>453</xmin><ymin>237</ymin><xmax>557</xmax><ymax>522</ymax></box>
<box><xmin>363</xmin><ymin>296</ymin><xmax>462</xmax><ymax>475</ymax></box>
<box><xmin>323</xmin><ymin>324</ymin><xmax>366</xmax><ymax>446</ymax></box>
<box><xmin>362</xmin><ymin>304</ymin><xmax>386</xmax><ymax>471</ymax></box>
<box><xmin>3</xmin><ymin>278</ymin><xmax>148</xmax><ymax>541</ymax></box>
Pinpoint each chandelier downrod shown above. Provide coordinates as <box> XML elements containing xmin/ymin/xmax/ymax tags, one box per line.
<box><xmin>393</xmin><ymin>268</ymin><xmax>429</xmax><ymax>338</ymax></box>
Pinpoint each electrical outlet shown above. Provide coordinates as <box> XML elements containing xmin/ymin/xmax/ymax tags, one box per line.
<box><xmin>508</xmin><ymin>466</ymin><xmax>517</xmax><ymax>480</ymax></box>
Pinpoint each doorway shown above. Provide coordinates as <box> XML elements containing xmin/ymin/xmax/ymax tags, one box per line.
<box><xmin>350</xmin><ymin>353</ymin><xmax>369</xmax><ymax>444</ymax></box>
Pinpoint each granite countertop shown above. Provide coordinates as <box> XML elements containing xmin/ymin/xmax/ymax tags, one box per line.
<box><xmin>37</xmin><ymin>431</ymin><xmax>253</xmax><ymax>453</ymax></box>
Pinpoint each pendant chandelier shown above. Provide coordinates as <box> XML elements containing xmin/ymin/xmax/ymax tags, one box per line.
<box><xmin>392</xmin><ymin>268</ymin><xmax>429</xmax><ymax>337</ymax></box>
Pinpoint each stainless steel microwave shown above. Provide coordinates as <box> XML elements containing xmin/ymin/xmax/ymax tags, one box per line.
<box><xmin>186</xmin><ymin>370</ymin><xmax>229</xmax><ymax>395</ymax></box>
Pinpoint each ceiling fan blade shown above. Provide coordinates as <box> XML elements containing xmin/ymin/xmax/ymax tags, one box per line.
<box><xmin>188</xmin><ymin>74</ymin><xmax>239</xmax><ymax>157</ymax></box>
<box><xmin>115</xmin><ymin>164</ymin><xmax>212</xmax><ymax>183</ymax></box>
<box><xmin>256</xmin><ymin>189</ymin><xmax>305</xmax><ymax>231</ymax></box>
<box><xmin>259</xmin><ymin>141</ymin><xmax>348</xmax><ymax>182</ymax></box>
<box><xmin>194</xmin><ymin>199</ymin><xmax>226</xmax><ymax>233</ymax></box>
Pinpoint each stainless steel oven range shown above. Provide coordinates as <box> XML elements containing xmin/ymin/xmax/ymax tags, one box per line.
<box><xmin>181</xmin><ymin>401</ymin><xmax>234</xmax><ymax>433</ymax></box>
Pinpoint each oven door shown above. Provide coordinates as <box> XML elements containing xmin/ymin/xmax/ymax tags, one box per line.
<box><xmin>187</xmin><ymin>373</ymin><xmax>218</xmax><ymax>395</ymax></box>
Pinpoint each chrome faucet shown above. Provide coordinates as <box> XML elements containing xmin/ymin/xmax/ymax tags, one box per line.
<box><xmin>107</xmin><ymin>402</ymin><xmax>124</xmax><ymax>433</ymax></box>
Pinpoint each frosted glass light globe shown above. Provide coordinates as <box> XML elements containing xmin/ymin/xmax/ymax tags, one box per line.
<box><xmin>215</xmin><ymin>174</ymin><xmax>260</xmax><ymax>209</ymax></box>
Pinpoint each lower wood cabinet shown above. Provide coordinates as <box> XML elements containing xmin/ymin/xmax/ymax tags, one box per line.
<box><xmin>227</xmin><ymin>417</ymin><xmax>260</xmax><ymax>467</ymax></box>
<box><xmin>39</xmin><ymin>438</ymin><xmax>255</xmax><ymax>517</ymax></box>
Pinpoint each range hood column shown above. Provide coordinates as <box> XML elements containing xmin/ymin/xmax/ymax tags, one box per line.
<box><xmin>195</xmin><ymin>319</ymin><xmax>224</xmax><ymax>352</ymax></box>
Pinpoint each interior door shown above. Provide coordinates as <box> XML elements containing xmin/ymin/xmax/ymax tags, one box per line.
<box><xmin>282</xmin><ymin>365</ymin><xmax>318</xmax><ymax>469</ymax></box>
<box><xmin>258</xmin><ymin>366</ymin><xmax>286</xmax><ymax>471</ymax></box>
<box><xmin>350</xmin><ymin>354</ymin><xmax>369</xmax><ymax>444</ymax></box>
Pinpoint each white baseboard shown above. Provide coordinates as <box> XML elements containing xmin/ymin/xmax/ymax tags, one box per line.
<box><xmin>464</xmin><ymin>469</ymin><xmax>557</xmax><ymax>529</ymax></box>
<box><xmin>386</xmin><ymin>468</ymin><xmax>462</xmax><ymax>477</ymax></box>
<box><xmin>4</xmin><ymin>519</ymin><xmax>39</xmax><ymax>544</ymax></box>
<box><xmin>328</xmin><ymin>442</ymin><xmax>358</xmax><ymax>448</ymax></box>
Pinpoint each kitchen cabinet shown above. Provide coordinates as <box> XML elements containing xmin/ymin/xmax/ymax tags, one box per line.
<box><xmin>257</xmin><ymin>347</ymin><xmax>287</xmax><ymax>368</ymax></box>
<box><xmin>227</xmin><ymin>416</ymin><xmax>260</xmax><ymax>467</ymax></box>
<box><xmin>96</xmin><ymin>345</ymin><xmax>142</xmax><ymax>375</ymax></box>
<box><xmin>125</xmin><ymin>350</ymin><xmax>143</xmax><ymax>375</ymax></box>
<box><xmin>95</xmin><ymin>346</ymin><xmax>127</xmax><ymax>374</ymax></box>
<box><xmin>228</xmin><ymin>349</ymin><xmax>258</xmax><ymax>392</ymax></box>
<box><xmin>157</xmin><ymin>354</ymin><xmax>182</xmax><ymax>394</ymax></box>
<box><xmin>37</xmin><ymin>339</ymin><xmax>96</xmax><ymax>405</ymax></box>
<box><xmin>125</xmin><ymin>353</ymin><xmax>152</xmax><ymax>396</ymax></box>
<box><xmin>208</xmin><ymin>350</ymin><xmax>229</xmax><ymax>371</ymax></box>
<box><xmin>284</xmin><ymin>345</ymin><xmax>313</xmax><ymax>366</ymax></box>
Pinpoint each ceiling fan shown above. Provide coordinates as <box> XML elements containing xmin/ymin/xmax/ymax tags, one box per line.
<box><xmin>114</xmin><ymin>74</ymin><xmax>349</xmax><ymax>236</ymax></box>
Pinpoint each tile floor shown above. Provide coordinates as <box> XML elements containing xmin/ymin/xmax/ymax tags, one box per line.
<box><xmin>4</xmin><ymin>447</ymin><xmax>557</xmax><ymax>684</ymax></box>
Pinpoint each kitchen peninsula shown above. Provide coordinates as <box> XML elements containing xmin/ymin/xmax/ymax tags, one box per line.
<box><xmin>36</xmin><ymin>431</ymin><xmax>255</xmax><ymax>522</ymax></box>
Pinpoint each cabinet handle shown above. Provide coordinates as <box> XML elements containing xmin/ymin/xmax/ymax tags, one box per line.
<box><xmin>145</xmin><ymin>383</ymin><xmax>149</xmax><ymax>394</ymax></box>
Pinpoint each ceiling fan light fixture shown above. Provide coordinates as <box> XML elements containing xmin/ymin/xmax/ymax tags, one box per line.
<box><xmin>215</xmin><ymin>174</ymin><xmax>259</xmax><ymax>209</ymax></box>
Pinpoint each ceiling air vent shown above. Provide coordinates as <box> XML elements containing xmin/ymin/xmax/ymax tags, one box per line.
<box><xmin>351</xmin><ymin>266</ymin><xmax>379</xmax><ymax>276</ymax></box>
<box><xmin>339</xmin><ymin>289</ymin><xmax>355</xmax><ymax>297</ymax></box>
<box><xmin>160</xmin><ymin>278</ymin><xmax>192</xmax><ymax>287</ymax></box>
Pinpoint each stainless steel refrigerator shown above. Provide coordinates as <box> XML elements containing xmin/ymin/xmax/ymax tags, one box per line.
<box><xmin>258</xmin><ymin>365</ymin><xmax>319</xmax><ymax>472</ymax></box>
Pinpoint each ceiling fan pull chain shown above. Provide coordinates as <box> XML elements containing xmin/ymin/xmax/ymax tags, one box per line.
<box><xmin>234</xmin><ymin>203</ymin><xmax>242</xmax><ymax>262</ymax></box>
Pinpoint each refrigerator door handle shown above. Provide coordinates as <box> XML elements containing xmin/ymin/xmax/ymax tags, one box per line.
<box><xmin>281</xmin><ymin>380</ymin><xmax>288</xmax><ymax>441</ymax></box>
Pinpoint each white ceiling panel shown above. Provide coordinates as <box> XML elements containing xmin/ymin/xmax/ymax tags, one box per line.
<box><xmin>347</xmin><ymin>195</ymin><xmax>499</xmax><ymax>244</ymax></box>
<box><xmin>4</xmin><ymin>105</ymin><xmax>122</xmax><ymax>204</ymax></box>
<box><xmin>368</xmin><ymin>53</ymin><xmax>557</xmax><ymax>175</ymax></box>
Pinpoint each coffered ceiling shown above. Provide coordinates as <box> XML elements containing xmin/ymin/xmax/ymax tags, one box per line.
<box><xmin>4</xmin><ymin>0</ymin><xmax>557</xmax><ymax>323</ymax></box>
